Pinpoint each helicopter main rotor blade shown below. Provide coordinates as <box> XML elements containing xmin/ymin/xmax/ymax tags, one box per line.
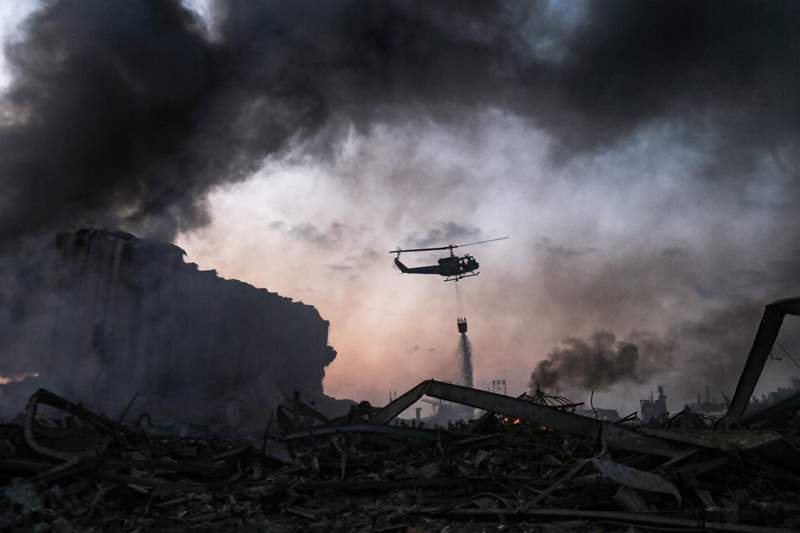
<box><xmin>388</xmin><ymin>245</ymin><xmax>453</xmax><ymax>254</ymax></box>
<box><xmin>452</xmin><ymin>236</ymin><xmax>509</xmax><ymax>248</ymax></box>
<box><xmin>389</xmin><ymin>237</ymin><xmax>508</xmax><ymax>253</ymax></box>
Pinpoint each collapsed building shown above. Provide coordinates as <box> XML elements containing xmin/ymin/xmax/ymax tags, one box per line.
<box><xmin>0</xmin><ymin>229</ymin><xmax>346</xmax><ymax>426</ymax></box>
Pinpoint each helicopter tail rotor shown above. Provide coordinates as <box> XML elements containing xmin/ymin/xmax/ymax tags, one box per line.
<box><xmin>393</xmin><ymin>257</ymin><xmax>409</xmax><ymax>273</ymax></box>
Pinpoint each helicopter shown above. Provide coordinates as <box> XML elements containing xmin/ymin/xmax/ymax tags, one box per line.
<box><xmin>389</xmin><ymin>237</ymin><xmax>508</xmax><ymax>281</ymax></box>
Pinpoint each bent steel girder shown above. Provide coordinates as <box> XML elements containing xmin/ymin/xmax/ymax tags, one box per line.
<box><xmin>723</xmin><ymin>297</ymin><xmax>800</xmax><ymax>425</ymax></box>
<box><xmin>370</xmin><ymin>380</ymin><xmax>688</xmax><ymax>457</ymax></box>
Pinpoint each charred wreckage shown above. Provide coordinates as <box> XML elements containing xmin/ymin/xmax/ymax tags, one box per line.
<box><xmin>2</xmin><ymin>233</ymin><xmax>800</xmax><ymax>532</ymax></box>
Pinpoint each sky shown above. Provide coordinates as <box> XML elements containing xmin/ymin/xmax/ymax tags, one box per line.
<box><xmin>1</xmin><ymin>0</ymin><xmax>799</xmax><ymax>413</ymax></box>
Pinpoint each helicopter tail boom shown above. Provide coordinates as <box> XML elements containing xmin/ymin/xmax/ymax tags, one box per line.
<box><xmin>393</xmin><ymin>257</ymin><xmax>409</xmax><ymax>273</ymax></box>
<box><xmin>394</xmin><ymin>258</ymin><xmax>440</xmax><ymax>275</ymax></box>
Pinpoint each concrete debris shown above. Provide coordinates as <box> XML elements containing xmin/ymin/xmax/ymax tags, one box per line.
<box><xmin>590</xmin><ymin>456</ymin><xmax>681</xmax><ymax>503</ymax></box>
<box><xmin>1</xmin><ymin>382</ymin><xmax>800</xmax><ymax>532</ymax></box>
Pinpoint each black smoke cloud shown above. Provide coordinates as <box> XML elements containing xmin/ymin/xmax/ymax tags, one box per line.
<box><xmin>1</xmin><ymin>0</ymin><xmax>798</xmax><ymax>243</ymax></box>
<box><xmin>0</xmin><ymin>1</ymin><xmax>215</xmax><ymax>242</ymax></box>
<box><xmin>550</xmin><ymin>2</ymin><xmax>800</xmax><ymax>163</ymax></box>
<box><xmin>0</xmin><ymin>236</ymin><xmax>60</xmax><ymax>376</ymax></box>
<box><xmin>530</xmin><ymin>330</ymin><xmax>676</xmax><ymax>391</ymax></box>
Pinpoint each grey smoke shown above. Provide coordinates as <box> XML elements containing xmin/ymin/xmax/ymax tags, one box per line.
<box><xmin>537</xmin><ymin>237</ymin><xmax>598</xmax><ymax>258</ymax></box>
<box><xmin>667</xmin><ymin>300</ymin><xmax>795</xmax><ymax>402</ymax></box>
<box><xmin>408</xmin><ymin>222</ymin><xmax>482</xmax><ymax>248</ymax></box>
<box><xmin>326</xmin><ymin>263</ymin><xmax>353</xmax><ymax>273</ymax></box>
<box><xmin>271</xmin><ymin>221</ymin><xmax>347</xmax><ymax>248</ymax></box>
<box><xmin>0</xmin><ymin>236</ymin><xmax>63</xmax><ymax>377</ymax></box>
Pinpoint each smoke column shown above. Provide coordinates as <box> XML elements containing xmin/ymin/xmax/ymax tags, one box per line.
<box><xmin>459</xmin><ymin>333</ymin><xmax>474</xmax><ymax>388</ymax></box>
<box><xmin>529</xmin><ymin>330</ymin><xmax>675</xmax><ymax>392</ymax></box>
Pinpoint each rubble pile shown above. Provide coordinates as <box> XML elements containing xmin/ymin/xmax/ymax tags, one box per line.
<box><xmin>2</xmin><ymin>381</ymin><xmax>800</xmax><ymax>532</ymax></box>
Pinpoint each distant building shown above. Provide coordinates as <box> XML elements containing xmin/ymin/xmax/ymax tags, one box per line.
<box><xmin>746</xmin><ymin>377</ymin><xmax>800</xmax><ymax>415</ymax></box>
<box><xmin>687</xmin><ymin>384</ymin><xmax>727</xmax><ymax>417</ymax></box>
<box><xmin>640</xmin><ymin>385</ymin><xmax>669</xmax><ymax>425</ymax></box>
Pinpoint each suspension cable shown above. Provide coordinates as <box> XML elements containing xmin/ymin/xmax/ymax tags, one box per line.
<box><xmin>776</xmin><ymin>340</ymin><xmax>800</xmax><ymax>371</ymax></box>
<box><xmin>455</xmin><ymin>279</ymin><xmax>464</xmax><ymax>317</ymax></box>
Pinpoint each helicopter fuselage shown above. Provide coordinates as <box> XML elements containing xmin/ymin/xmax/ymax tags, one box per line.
<box><xmin>389</xmin><ymin>236</ymin><xmax>506</xmax><ymax>281</ymax></box>
<box><xmin>394</xmin><ymin>254</ymin><xmax>479</xmax><ymax>281</ymax></box>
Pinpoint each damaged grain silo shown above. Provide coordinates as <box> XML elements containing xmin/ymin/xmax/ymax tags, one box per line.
<box><xmin>0</xmin><ymin>229</ymin><xmax>349</xmax><ymax>427</ymax></box>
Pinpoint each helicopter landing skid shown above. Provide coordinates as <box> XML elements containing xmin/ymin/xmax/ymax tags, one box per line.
<box><xmin>444</xmin><ymin>271</ymin><xmax>480</xmax><ymax>282</ymax></box>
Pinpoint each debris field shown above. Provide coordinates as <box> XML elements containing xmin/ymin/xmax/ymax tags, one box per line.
<box><xmin>2</xmin><ymin>378</ymin><xmax>800</xmax><ymax>532</ymax></box>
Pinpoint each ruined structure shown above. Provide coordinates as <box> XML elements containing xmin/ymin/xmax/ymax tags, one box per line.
<box><xmin>687</xmin><ymin>384</ymin><xmax>727</xmax><ymax>416</ymax></box>
<box><xmin>639</xmin><ymin>385</ymin><xmax>668</xmax><ymax>424</ymax></box>
<box><xmin>1</xmin><ymin>229</ymin><xmax>342</xmax><ymax>425</ymax></box>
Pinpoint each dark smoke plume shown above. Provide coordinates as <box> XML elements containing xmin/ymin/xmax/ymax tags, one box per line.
<box><xmin>0</xmin><ymin>1</ymin><xmax>216</xmax><ymax>242</ymax></box>
<box><xmin>1</xmin><ymin>1</ymin><xmax>798</xmax><ymax>243</ymax></box>
<box><xmin>530</xmin><ymin>330</ymin><xmax>676</xmax><ymax>392</ymax></box>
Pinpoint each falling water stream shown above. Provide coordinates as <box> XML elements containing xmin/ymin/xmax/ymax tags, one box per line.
<box><xmin>459</xmin><ymin>332</ymin><xmax>473</xmax><ymax>388</ymax></box>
